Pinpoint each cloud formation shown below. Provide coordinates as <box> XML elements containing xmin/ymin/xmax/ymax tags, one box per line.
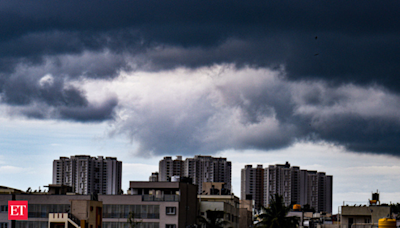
<box><xmin>1</xmin><ymin>1</ymin><xmax>400</xmax><ymax>87</ymax></box>
<box><xmin>1</xmin><ymin>1</ymin><xmax>400</xmax><ymax>155</ymax></box>
<box><xmin>92</xmin><ymin>66</ymin><xmax>400</xmax><ymax>156</ymax></box>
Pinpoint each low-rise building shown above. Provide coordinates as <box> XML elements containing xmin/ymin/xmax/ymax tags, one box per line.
<box><xmin>341</xmin><ymin>205</ymin><xmax>390</xmax><ymax>227</ymax></box>
<box><xmin>239</xmin><ymin>200</ymin><xmax>254</xmax><ymax>228</ymax></box>
<box><xmin>1</xmin><ymin>181</ymin><xmax>198</xmax><ymax>228</ymax></box>
<box><xmin>198</xmin><ymin>193</ymin><xmax>239</xmax><ymax>228</ymax></box>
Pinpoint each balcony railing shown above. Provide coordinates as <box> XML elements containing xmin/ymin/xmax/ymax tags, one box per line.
<box><xmin>142</xmin><ymin>195</ymin><xmax>180</xmax><ymax>202</ymax></box>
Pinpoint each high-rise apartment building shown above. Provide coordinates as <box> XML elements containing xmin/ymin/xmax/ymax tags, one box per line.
<box><xmin>52</xmin><ymin>155</ymin><xmax>122</xmax><ymax>195</ymax></box>
<box><xmin>183</xmin><ymin>155</ymin><xmax>232</xmax><ymax>194</ymax></box>
<box><xmin>241</xmin><ymin>164</ymin><xmax>264</xmax><ymax>210</ymax></box>
<box><xmin>299</xmin><ymin>170</ymin><xmax>333</xmax><ymax>213</ymax></box>
<box><xmin>158</xmin><ymin>156</ymin><xmax>184</xmax><ymax>181</ymax></box>
<box><xmin>263</xmin><ymin>162</ymin><xmax>332</xmax><ymax>213</ymax></box>
<box><xmin>264</xmin><ymin>162</ymin><xmax>301</xmax><ymax>207</ymax></box>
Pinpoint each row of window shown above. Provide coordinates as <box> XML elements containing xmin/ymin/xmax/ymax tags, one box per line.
<box><xmin>3</xmin><ymin>204</ymin><xmax>174</xmax><ymax>219</ymax></box>
<box><xmin>103</xmin><ymin>222</ymin><xmax>160</xmax><ymax>228</ymax></box>
<box><xmin>15</xmin><ymin>221</ymin><xmax>47</xmax><ymax>228</ymax></box>
<box><xmin>0</xmin><ymin>223</ymin><xmax>8</xmax><ymax>228</ymax></box>
<box><xmin>27</xmin><ymin>204</ymin><xmax>70</xmax><ymax>218</ymax></box>
<box><xmin>103</xmin><ymin>205</ymin><xmax>160</xmax><ymax>219</ymax></box>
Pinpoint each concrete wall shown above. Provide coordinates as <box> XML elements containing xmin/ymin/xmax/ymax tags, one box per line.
<box><xmin>341</xmin><ymin>205</ymin><xmax>390</xmax><ymax>225</ymax></box>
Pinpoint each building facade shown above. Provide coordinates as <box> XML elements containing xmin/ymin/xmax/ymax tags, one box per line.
<box><xmin>0</xmin><ymin>181</ymin><xmax>198</xmax><ymax>228</ymax></box>
<box><xmin>240</xmin><ymin>165</ymin><xmax>264</xmax><ymax>210</ymax></box>
<box><xmin>198</xmin><ymin>195</ymin><xmax>240</xmax><ymax>228</ymax></box>
<box><xmin>53</xmin><ymin>155</ymin><xmax>122</xmax><ymax>195</ymax></box>
<box><xmin>263</xmin><ymin>162</ymin><xmax>332</xmax><ymax>213</ymax></box>
<box><xmin>158</xmin><ymin>156</ymin><xmax>184</xmax><ymax>182</ymax></box>
<box><xmin>184</xmin><ymin>156</ymin><xmax>232</xmax><ymax>194</ymax></box>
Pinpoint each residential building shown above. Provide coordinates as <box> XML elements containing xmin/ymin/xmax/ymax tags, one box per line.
<box><xmin>241</xmin><ymin>164</ymin><xmax>264</xmax><ymax>210</ymax></box>
<box><xmin>239</xmin><ymin>200</ymin><xmax>254</xmax><ymax>228</ymax></box>
<box><xmin>259</xmin><ymin>162</ymin><xmax>332</xmax><ymax>213</ymax></box>
<box><xmin>48</xmin><ymin>199</ymin><xmax>103</xmax><ymax>228</ymax></box>
<box><xmin>0</xmin><ymin>181</ymin><xmax>198</xmax><ymax>228</ymax></box>
<box><xmin>52</xmin><ymin>155</ymin><xmax>122</xmax><ymax>195</ymax></box>
<box><xmin>119</xmin><ymin>181</ymin><xmax>198</xmax><ymax>228</ymax></box>
<box><xmin>341</xmin><ymin>205</ymin><xmax>390</xmax><ymax>226</ymax></box>
<box><xmin>198</xmin><ymin>194</ymin><xmax>239</xmax><ymax>228</ymax></box>
<box><xmin>184</xmin><ymin>155</ymin><xmax>232</xmax><ymax>194</ymax></box>
<box><xmin>149</xmin><ymin>172</ymin><xmax>159</xmax><ymax>182</ymax></box>
<box><xmin>158</xmin><ymin>156</ymin><xmax>184</xmax><ymax>182</ymax></box>
<box><xmin>202</xmin><ymin>182</ymin><xmax>230</xmax><ymax>195</ymax></box>
<box><xmin>341</xmin><ymin>192</ymin><xmax>390</xmax><ymax>227</ymax></box>
<box><xmin>300</xmin><ymin>170</ymin><xmax>333</xmax><ymax>213</ymax></box>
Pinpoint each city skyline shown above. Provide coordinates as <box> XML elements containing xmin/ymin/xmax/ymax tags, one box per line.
<box><xmin>2</xmin><ymin>133</ymin><xmax>400</xmax><ymax>214</ymax></box>
<box><xmin>1</xmin><ymin>0</ymin><xmax>400</xmax><ymax>216</ymax></box>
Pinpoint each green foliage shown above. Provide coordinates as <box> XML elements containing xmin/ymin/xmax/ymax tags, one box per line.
<box><xmin>127</xmin><ymin>211</ymin><xmax>142</xmax><ymax>228</ymax></box>
<box><xmin>255</xmin><ymin>194</ymin><xmax>299</xmax><ymax>228</ymax></box>
<box><xmin>198</xmin><ymin>209</ymin><xmax>231</xmax><ymax>228</ymax></box>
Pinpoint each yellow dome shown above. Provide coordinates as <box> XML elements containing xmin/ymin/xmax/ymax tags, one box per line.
<box><xmin>378</xmin><ymin>218</ymin><xmax>396</xmax><ymax>228</ymax></box>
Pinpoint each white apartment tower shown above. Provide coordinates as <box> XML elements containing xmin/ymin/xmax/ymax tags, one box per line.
<box><xmin>53</xmin><ymin>155</ymin><xmax>122</xmax><ymax>195</ymax></box>
<box><xmin>183</xmin><ymin>155</ymin><xmax>232</xmax><ymax>194</ymax></box>
<box><xmin>263</xmin><ymin>162</ymin><xmax>332</xmax><ymax>213</ymax></box>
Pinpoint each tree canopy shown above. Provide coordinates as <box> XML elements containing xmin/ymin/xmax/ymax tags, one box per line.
<box><xmin>255</xmin><ymin>194</ymin><xmax>299</xmax><ymax>228</ymax></box>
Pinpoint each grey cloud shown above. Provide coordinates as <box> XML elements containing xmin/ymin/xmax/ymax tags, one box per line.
<box><xmin>109</xmin><ymin>67</ymin><xmax>400</xmax><ymax>156</ymax></box>
<box><xmin>0</xmin><ymin>54</ymin><xmax>121</xmax><ymax>121</ymax></box>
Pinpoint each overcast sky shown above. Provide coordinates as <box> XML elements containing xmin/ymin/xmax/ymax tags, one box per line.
<box><xmin>1</xmin><ymin>0</ymin><xmax>400</xmax><ymax>214</ymax></box>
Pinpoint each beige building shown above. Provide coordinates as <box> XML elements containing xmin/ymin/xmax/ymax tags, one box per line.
<box><xmin>198</xmin><ymin>194</ymin><xmax>239</xmax><ymax>228</ymax></box>
<box><xmin>48</xmin><ymin>200</ymin><xmax>102</xmax><ymax>228</ymax></box>
<box><xmin>126</xmin><ymin>181</ymin><xmax>198</xmax><ymax>228</ymax></box>
<box><xmin>239</xmin><ymin>200</ymin><xmax>254</xmax><ymax>228</ymax></box>
<box><xmin>341</xmin><ymin>205</ymin><xmax>390</xmax><ymax>227</ymax></box>
<box><xmin>1</xmin><ymin>181</ymin><xmax>198</xmax><ymax>228</ymax></box>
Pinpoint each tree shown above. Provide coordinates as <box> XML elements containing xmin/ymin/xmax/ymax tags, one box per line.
<box><xmin>198</xmin><ymin>210</ymin><xmax>231</xmax><ymax>228</ymax></box>
<box><xmin>127</xmin><ymin>211</ymin><xmax>142</xmax><ymax>228</ymax></box>
<box><xmin>255</xmin><ymin>194</ymin><xmax>299</xmax><ymax>228</ymax></box>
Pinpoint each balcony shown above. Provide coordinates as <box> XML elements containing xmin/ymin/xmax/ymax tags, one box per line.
<box><xmin>142</xmin><ymin>194</ymin><xmax>180</xmax><ymax>202</ymax></box>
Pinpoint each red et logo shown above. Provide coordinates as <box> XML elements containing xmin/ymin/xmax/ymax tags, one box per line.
<box><xmin>8</xmin><ymin>201</ymin><xmax>28</xmax><ymax>220</ymax></box>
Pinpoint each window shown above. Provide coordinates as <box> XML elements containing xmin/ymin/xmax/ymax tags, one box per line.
<box><xmin>0</xmin><ymin>223</ymin><xmax>8</xmax><ymax>228</ymax></box>
<box><xmin>165</xmin><ymin>225</ymin><xmax>176</xmax><ymax>228</ymax></box>
<box><xmin>0</xmin><ymin>205</ymin><xmax>8</xmax><ymax>212</ymax></box>
<box><xmin>166</xmin><ymin>207</ymin><xmax>176</xmax><ymax>215</ymax></box>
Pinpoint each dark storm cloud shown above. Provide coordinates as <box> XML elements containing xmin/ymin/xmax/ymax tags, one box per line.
<box><xmin>1</xmin><ymin>0</ymin><xmax>400</xmax><ymax>87</ymax></box>
<box><xmin>2</xmin><ymin>0</ymin><xmax>400</xmax><ymax>155</ymax></box>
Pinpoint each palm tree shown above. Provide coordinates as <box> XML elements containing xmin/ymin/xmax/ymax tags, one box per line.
<box><xmin>255</xmin><ymin>194</ymin><xmax>299</xmax><ymax>228</ymax></box>
<box><xmin>198</xmin><ymin>210</ymin><xmax>231</xmax><ymax>228</ymax></box>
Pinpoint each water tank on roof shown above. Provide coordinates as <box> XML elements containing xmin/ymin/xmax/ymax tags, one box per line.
<box><xmin>372</xmin><ymin>192</ymin><xmax>380</xmax><ymax>201</ymax></box>
<box><xmin>171</xmin><ymin>176</ymin><xmax>180</xmax><ymax>182</ymax></box>
<box><xmin>378</xmin><ymin>218</ymin><xmax>396</xmax><ymax>228</ymax></box>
